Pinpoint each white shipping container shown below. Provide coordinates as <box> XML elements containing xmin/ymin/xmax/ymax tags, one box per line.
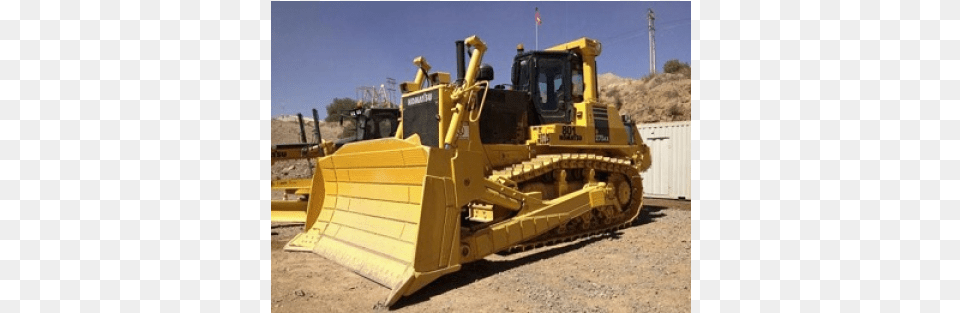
<box><xmin>638</xmin><ymin>121</ymin><xmax>691</xmax><ymax>200</ymax></box>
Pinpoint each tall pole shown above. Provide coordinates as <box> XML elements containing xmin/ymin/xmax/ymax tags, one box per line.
<box><xmin>535</xmin><ymin>7</ymin><xmax>539</xmax><ymax>50</ymax></box>
<box><xmin>297</xmin><ymin>113</ymin><xmax>307</xmax><ymax>143</ymax></box>
<box><xmin>647</xmin><ymin>8</ymin><xmax>656</xmax><ymax>74</ymax></box>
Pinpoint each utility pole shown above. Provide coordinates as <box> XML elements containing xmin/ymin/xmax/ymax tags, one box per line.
<box><xmin>647</xmin><ymin>8</ymin><xmax>656</xmax><ymax>75</ymax></box>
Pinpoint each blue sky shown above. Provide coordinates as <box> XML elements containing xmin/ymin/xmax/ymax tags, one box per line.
<box><xmin>272</xmin><ymin>1</ymin><xmax>691</xmax><ymax>119</ymax></box>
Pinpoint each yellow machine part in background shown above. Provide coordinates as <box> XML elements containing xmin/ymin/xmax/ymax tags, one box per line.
<box><xmin>270</xmin><ymin>179</ymin><xmax>312</xmax><ymax>223</ymax></box>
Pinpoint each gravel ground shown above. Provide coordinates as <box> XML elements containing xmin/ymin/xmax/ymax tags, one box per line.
<box><xmin>271</xmin><ymin>198</ymin><xmax>690</xmax><ymax>312</ymax></box>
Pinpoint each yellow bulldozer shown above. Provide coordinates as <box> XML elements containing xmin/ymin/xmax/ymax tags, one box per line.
<box><xmin>283</xmin><ymin>35</ymin><xmax>651</xmax><ymax>306</ymax></box>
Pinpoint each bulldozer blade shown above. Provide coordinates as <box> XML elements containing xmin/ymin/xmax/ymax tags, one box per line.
<box><xmin>285</xmin><ymin>137</ymin><xmax>463</xmax><ymax>306</ymax></box>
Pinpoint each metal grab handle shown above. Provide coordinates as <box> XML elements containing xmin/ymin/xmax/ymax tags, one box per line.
<box><xmin>468</xmin><ymin>81</ymin><xmax>490</xmax><ymax>123</ymax></box>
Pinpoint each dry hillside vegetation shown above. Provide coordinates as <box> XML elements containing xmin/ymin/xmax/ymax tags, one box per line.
<box><xmin>599</xmin><ymin>72</ymin><xmax>692</xmax><ymax>123</ymax></box>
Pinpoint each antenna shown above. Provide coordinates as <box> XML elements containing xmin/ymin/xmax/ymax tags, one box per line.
<box><xmin>647</xmin><ymin>8</ymin><xmax>657</xmax><ymax>75</ymax></box>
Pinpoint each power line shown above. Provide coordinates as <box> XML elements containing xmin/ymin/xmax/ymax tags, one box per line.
<box><xmin>600</xmin><ymin>18</ymin><xmax>688</xmax><ymax>45</ymax></box>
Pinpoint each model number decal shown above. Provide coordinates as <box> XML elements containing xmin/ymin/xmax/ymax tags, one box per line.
<box><xmin>537</xmin><ymin>133</ymin><xmax>551</xmax><ymax>144</ymax></box>
<box><xmin>595</xmin><ymin>133</ymin><xmax>610</xmax><ymax>143</ymax></box>
<box><xmin>559</xmin><ymin>126</ymin><xmax>582</xmax><ymax>141</ymax></box>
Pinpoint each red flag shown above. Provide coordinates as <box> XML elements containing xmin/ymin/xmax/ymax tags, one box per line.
<box><xmin>536</xmin><ymin>8</ymin><xmax>542</xmax><ymax>25</ymax></box>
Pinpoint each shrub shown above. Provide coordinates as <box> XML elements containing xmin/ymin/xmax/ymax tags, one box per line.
<box><xmin>668</xmin><ymin>102</ymin><xmax>684</xmax><ymax>117</ymax></box>
<box><xmin>663</xmin><ymin>59</ymin><xmax>690</xmax><ymax>74</ymax></box>
<box><xmin>325</xmin><ymin>97</ymin><xmax>360</xmax><ymax>122</ymax></box>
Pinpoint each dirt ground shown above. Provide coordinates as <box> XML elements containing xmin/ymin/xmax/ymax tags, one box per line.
<box><xmin>270</xmin><ymin>198</ymin><xmax>690</xmax><ymax>313</ymax></box>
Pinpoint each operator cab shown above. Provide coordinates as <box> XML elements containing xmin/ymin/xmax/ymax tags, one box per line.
<box><xmin>511</xmin><ymin>51</ymin><xmax>585</xmax><ymax>124</ymax></box>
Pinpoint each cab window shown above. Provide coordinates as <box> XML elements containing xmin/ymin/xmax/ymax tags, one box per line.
<box><xmin>571</xmin><ymin>61</ymin><xmax>584</xmax><ymax>103</ymax></box>
<box><xmin>538</xmin><ymin>73</ymin><xmax>549</xmax><ymax>107</ymax></box>
<box><xmin>378</xmin><ymin>118</ymin><xmax>393</xmax><ymax>138</ymax></box>
<box><xmin>517</xmin><ymin>60</ymin><xmax>530</xmax><ymax>91</ymax></box>
<box><xmin>536</xmin><ymin>58</ymin><xmax>565</xmax><ymax>111</ymax></box>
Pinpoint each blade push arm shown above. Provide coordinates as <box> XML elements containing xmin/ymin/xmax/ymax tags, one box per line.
<box><xmin>443</xmin><ymin>35</ymin><xmax>487</xmax><ymax>149</ymax></box>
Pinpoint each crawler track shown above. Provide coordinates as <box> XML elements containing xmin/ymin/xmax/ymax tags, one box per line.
<box><xmin>487</xmin><ymin>153</ymin><xmax>644</xmax><ymax>253</ymax></box>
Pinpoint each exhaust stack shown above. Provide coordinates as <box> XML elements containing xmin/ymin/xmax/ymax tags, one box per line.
<box><xmin>455</xmin><ymin>40</ymin><xmax>465</xmax><ymax>85</ymax></box>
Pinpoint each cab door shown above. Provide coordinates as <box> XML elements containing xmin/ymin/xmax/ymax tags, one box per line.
<box><xmin>531</xmin><ymin>55</ymin><xmax>572</xmax><ymax>124</ymax></box>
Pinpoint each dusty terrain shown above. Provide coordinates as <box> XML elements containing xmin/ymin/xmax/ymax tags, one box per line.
<box><xmin>271</xmin><ymin>198</ymin><xmax>690</xmax><ymax>312</ymax></box>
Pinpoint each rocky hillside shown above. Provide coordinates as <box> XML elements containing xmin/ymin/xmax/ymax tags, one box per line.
<box><xmin>271</xmin><ymin>119</ymin><xmax>342</xmax><ymax>145</ymax></box>
<box><xmin>598</xmin><ymin>72</ymin><xmax>692</xmax><ymax>123</ymax></box>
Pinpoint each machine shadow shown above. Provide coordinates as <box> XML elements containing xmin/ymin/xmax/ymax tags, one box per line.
<box><xmin>391</xmin><ymin>234</ymin><xmax>614</xmax><ymax>309</ymax></box>
<box><xmin>390</xmin><ymin>203</ymin><xmax>670</xmax><ymax>309</ymax></box>
<box><xmin>632</xmin><ymin>204</ymin><xmax>669</xmax><ymax>228</ymax></box>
